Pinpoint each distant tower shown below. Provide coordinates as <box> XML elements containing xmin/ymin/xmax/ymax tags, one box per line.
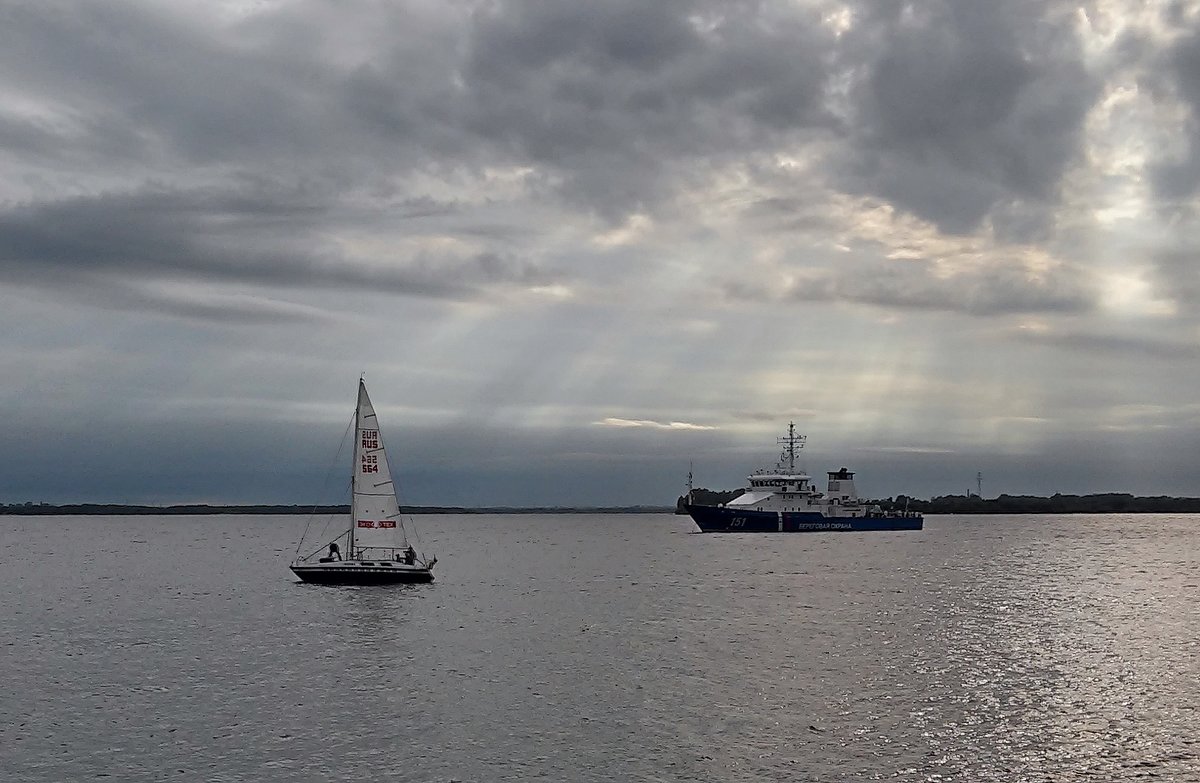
<box><xmin>976</xmin><ymin>471</ymin><xmax>983</xmax><ymax>498</ymax></box>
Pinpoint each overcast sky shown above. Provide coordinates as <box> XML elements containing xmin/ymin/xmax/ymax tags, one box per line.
<box><xmin>3</xmin><ymin>0</ymin><xmax>1199</xmax><ymax>506</ymax></box>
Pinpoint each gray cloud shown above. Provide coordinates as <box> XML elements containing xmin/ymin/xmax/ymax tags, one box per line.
<box><xmin>832</xmin><ymin>0</ymin><xmax>1099</xmax><ymax>235</ymax></box>
<box><xmin>0</xmin><ymin>185</ymin><xmax>552</xmax><ymax>303</ymax></box>
<box><xmin>1154</xmin><ymin>253</ymin><xmax>1200</xmax><ymax>313</ymax></box>
<box><xmin>1154</xmin><ymin>25</ymin><xmax>1200</xmax><ymax>200</ymax></box>
<box><xmin>100</xmin><ymin>282</ymin><xmax>334</xmax><ymax>325</ymax></box>
<box><xmin>726</xmin><ymin>255</ymin><xmax>1095</xmax><ymax>317</ymax></box>
<box><xmin>453</xmin><ymin>0</ymin><xmax>838</xmax><ymax>215</ymax></box>
<box><xmin>0</xmin><ymin>3</ymin><xmax>314</xmax><ymax>165</ymax></box>
<box><xmin>0</xmin><ymin>2</ymin><xmax>1100</xmax><ymax>263</ymax></box>
<box><xmin>1011</xmin><ymin>324</ymin><xmax>1200</xmax><ymax>361</ymax></box>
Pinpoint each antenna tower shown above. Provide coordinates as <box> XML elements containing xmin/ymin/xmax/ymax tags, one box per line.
<box><xmin>777</xmin><ymin>422</ymin><xmax>807</xmax><ymax>473</ymax></box>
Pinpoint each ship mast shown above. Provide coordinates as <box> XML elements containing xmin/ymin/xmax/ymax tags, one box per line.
<box><xmin>777</xmin><ymin>421</ymin><xmax>806</xmax><ymax>474</ymax></box>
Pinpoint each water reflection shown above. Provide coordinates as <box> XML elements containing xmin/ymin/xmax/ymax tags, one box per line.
<box><xmin>907</xmin><ymin>515</ymin><xmax>1200</xmax><ymax>781</ymax></box>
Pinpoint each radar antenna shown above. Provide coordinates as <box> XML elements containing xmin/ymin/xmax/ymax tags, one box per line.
<box><xmin>777</xmin><ymin>422</ymin><xmax>807</xmax><ymax>474</ymax></box>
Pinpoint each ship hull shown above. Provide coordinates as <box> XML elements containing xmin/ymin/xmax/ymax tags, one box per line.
<box><xmin>290</xmin><ymin>561</ymin><xmax>434</xmax><ymax>584</ymax></box>
<box><xmin>685</xmin><ymin>504</ymin><xmax>923</xmax><ymax>533</ymax></box>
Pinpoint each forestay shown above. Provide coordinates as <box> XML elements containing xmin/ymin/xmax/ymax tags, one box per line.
<box><xmin>349</xmin><ymin>380</ymin><xmax>409</xmax><ymax>556</ymax></box>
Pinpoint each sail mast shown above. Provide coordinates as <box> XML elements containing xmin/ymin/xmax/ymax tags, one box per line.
<box><xmin>348</xmin><ymin>378</ymin><xmax>362</xmax><ymax>557</ymax></box>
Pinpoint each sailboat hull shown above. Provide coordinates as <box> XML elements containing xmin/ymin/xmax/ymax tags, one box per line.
<box><xmin>290</xmin><ymin>561</ymin><xmax>434</xmax><ymax>585</ymax></box>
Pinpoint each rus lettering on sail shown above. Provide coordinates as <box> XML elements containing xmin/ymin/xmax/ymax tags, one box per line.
<box><xmin>357</xmin><ymin>520</ymin><xmax>376</xmax><ymax>528</ymax></box>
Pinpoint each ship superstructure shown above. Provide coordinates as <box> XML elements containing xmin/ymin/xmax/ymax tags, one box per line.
<box><xmin>684</xmin><ymin>423</ymin><xmax>922</xmax><ymax>533</ymax></box>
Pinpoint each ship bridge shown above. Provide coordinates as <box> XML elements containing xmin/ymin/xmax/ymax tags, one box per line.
<box><xmin>746</xmin><ymin>472</ymin><xmax>815</xmax><ymax>494</ymax></box>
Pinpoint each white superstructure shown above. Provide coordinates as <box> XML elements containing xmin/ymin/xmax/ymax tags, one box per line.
<box><xmin>720</xmin><ymin>423</ymin><xmax>871</xmax><ymax>518</ymax></box>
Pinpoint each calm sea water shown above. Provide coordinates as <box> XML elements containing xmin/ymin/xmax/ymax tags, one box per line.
<box><xmin>1</xmin><ymin>513</ymin><xmax>1197</xmax><ymax>782</ymax></box>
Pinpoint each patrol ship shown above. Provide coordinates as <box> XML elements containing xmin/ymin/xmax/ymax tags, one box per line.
<box><xmin>683</xmin><ymin>423</ymin><xmax>923</xmax><ymax>533</ymax></box>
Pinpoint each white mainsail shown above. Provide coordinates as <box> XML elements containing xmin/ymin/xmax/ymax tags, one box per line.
<box><xmin>348</xmin><ymin>379</ymin><xmax>409</xmax><ymax>556</ymax></box>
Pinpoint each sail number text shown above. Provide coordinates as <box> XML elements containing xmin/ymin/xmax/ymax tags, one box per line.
<box><xmin>360</xmin><ymin>429</ymin><xmax>381</xmax><ymax>473</ymax></box>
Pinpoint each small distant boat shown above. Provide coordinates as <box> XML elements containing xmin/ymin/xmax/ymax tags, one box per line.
<box><xmin>683</xmin><ymin>423</ymin><xmax>923</xmax><ymax>533</ymax></box>
<box><xmin>290</xmin><ymin>379</ymin><xmax>436</xmax><ymax>584</ymax></box>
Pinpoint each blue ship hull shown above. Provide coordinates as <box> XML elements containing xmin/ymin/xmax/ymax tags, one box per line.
<box><xmin>685</xmin><ymin>504</ymin><xmax>923</xmax><ymax>533</ymax></box>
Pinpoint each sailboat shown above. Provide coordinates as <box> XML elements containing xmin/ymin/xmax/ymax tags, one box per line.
<box><xmin>290</xmin><ymin>379</ymin><xmax>437</xmax><ymax>585</ymax></box>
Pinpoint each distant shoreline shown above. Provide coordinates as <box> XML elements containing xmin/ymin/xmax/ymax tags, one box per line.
<box><xmin>0</xmin><ymin>503</ymin><xmax>674</xmax><ymax>515</ymax></box>
<box><xmin>5</xmin><ymin>492</ymin><xmax>1200</xmax><ymax>515</ymax></box>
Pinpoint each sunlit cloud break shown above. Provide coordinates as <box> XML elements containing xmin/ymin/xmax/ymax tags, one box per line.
<box><xmin>596</xmin><ymin>418</ymin><xmax>717</xmax><ymax>431</ymax></box>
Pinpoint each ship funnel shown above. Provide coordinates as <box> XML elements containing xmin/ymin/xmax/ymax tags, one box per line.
<box><xmin>826</xmin><ymin>467</ymin><xmax>857</xmax><ymax>502</ymax></box>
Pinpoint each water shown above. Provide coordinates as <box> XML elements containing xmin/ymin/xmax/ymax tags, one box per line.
<box><xmin>1</xmin><ymin>513</ymin><xmax>1197</xmax><ymax>782</ymax></box>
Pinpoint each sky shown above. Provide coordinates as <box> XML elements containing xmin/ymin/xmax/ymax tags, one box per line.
<box><xmin>2</xmin><ymin>0</ymin><xmax>1199</xmax><ymax>506</ymax></box>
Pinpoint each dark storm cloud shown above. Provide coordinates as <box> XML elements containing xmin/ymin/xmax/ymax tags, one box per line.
<box><xmin>0</xmin><ymin>186</ymin><xmax>551</xmax><ymax>303</ymax></box>
<box><xmin>0</xmin><ymin>2</ymin><xmax>322</xmax><ymax>165</ymax></box>
<box><xmin>833</xmin><ymin>0</ymin><xmax>1099</xmax><ymax>235</ymax></box>
<box><xmin>453</xmin><ymin>0</ymin><xmax>838</xmax><ymax>215</ymax></box>
<box><xmin>1</xmin><ymin>0</ymin><xmax>1105</xmax><ymax>292</ymax></box>
<box><xmin>0</xmin><ymin>0</ymin><xmax>839</xmax><ymax>295</ymax></box>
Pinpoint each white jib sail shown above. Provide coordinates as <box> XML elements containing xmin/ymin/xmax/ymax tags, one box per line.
<box><xmin>350</xmin><ymin>380</ymin><xmax>409</xmax><ymax>556</ymax></box>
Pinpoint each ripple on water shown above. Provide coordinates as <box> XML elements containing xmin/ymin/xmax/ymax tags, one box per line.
<box><xmin>0</xmin><ymin>513</ymin><xmax>1197</xmax><ymax>782</ymax></box>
